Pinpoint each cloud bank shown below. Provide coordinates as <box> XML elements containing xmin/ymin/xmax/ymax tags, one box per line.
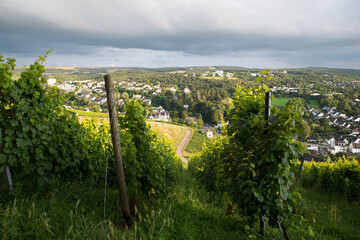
<box><xmin>0</xmin><ymin>0</ymin><xmax>359</xmax><ymax>68</ymax></box>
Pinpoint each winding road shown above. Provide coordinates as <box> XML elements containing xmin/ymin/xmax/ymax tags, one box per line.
<box><xmin>176</xmin><ymin>127</ymin><xmax>192</xmax><ymax>163</ymax></box>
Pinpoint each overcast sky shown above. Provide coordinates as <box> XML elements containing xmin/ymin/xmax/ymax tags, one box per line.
<box><xmin>0</xmin><ymin>0</ymin><xmax>359</xmax><ymax>69</ymax></box>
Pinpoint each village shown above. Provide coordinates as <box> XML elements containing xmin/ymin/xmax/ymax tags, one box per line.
<box><xmin>47</xmin><ymin>73</ymin><xmax>360</xmax><ymax>159</ymax></box>
<box><xmin>47</xmin><ymin>78</ymin><xmax>182</xmax><ymax>122</ymax></box>
<box><xmin>306</xmin><ymin>106</ymin><xmax>360</xmax><ymax>157</ymax></box>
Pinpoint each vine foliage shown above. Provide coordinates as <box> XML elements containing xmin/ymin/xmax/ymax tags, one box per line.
<box><xmin>0</xmin><ymin>53</ymin><xmax>110</xmax><ymax>186</ymax></box>
<box><xmin>119</xmin><ymin>100</ymin><xmax>182</xmax><ymax>196</ymax></box>
<box><xmin>0</xmin><ymin>53</ymin><xmax>181</xmax><ymax>195</ymax></box>
<box><xmin>190</xmin><ymin>70</ymin><xmax>306</xmax><ymax>227</ymax></box>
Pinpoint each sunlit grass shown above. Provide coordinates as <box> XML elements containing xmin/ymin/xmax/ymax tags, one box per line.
<box><xmin>147</xmin><ymin>121</ymin><xmax>186</xmax><ymax>147</ymax></box>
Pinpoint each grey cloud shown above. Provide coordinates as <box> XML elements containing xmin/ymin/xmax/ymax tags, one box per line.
<box><xmin>0</xmin><ymin>0</ymin><xmax>359</xmax><ymax>68</ymax></box>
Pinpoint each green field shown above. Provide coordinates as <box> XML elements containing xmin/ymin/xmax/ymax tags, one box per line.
<box><xmin>69</xmin><ymin>109</ymin><xmax>109</xmax><ymax>118</ymax></box>
<box><xmin>272</xmin><ymin>97</ymin><xmax>320</xmax><ymax>108</ymax></box>
<box><xmin>200</xmin><ymin>76</ymin><xmax>237</xmax><ymax>80</ymax></box>
<box><xmin>309</xmin><ymin>99</ymin><xmax>321</xmax><ymax>108</ymax></box>
<box><xmin>183</xmin><ymin>130</ymin><xmax>213</xmax><ymax>158</ymax></box>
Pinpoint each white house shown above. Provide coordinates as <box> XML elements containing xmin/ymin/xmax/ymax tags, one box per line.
<box><xmin>149</xmin><ymin>106</ymin><xmax>170</xmax><ymax>122</ymax></box>
<box><xmin>215</xmin><ymin>70</ymin><xmax>224</xmax><ymax>77</ymax></box>
<box><xmin>339</xmin><ymin>113</ymin><xmax>347</xmax><ymax>118</ymax></box>
<box><xmin>99</xmin><ymin>98</ymin><xmax>107</xmax><ymax>105</ymax></box>
<box><xmin>206</xmin><ymin>129</ymin><xmax>213</xmax><ymax>138</ymax></box>
<box><xmin>226</xmin><ymin>72</ymin><xmax>234</xmax><ymax>78</ymax></box>
<box><xmin>325</xmin><ymin>137</ymin><xmax>335</xmax><ymax>147</ymax></box>
<box><xmin>47</xmin><ymin>78</ymin><xmax>56</xmax><ymax>86</ymax></box>
<box><xmin>307</xmin><ymin>145</ymin><xmax>319</xmax><ymax>151</ymax></box>
<box><xmin>307</xmin><ymin>136</ymin><xmax>319</xmax><ymax>143</ymax></box>
<box><xmin>117</xmin><ymin>99</ymin><xmax>124</xmax><ymax>106</ymax></box>
<box><xmin>349</xmin><ymin>143</ymin><xmax>360</xmax><ymax>154</ymax></box>
<box><xmin>144</xmin><ymin>98</ymin><xmax>152</xmax><ymax>105</ymax></box>
<box><xmin>330</xmin><ymin>141</ymin><xmax>347</xmax><ymax>154</ymax></box>
<box><xmin>317</xmin><ymin>112</ymin><xmax>325</xmax><ymax>118</ymax></box>
<box><xmin>169</xmin><ymin>87</ymin><xmax>177</xmax><ymax>92</ymax></box>
<box><xmin>184</xmin><ymin>88</ymin><xmax>191</xmax><ymax>94</ymax></box>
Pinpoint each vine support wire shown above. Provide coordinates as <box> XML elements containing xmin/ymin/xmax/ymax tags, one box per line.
<box><xmin>103</xmin><ymin>134</ymin><xmax>110</xmax><ymax>222</ymax></box>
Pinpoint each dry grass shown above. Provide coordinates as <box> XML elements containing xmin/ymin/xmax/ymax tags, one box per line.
<box><xmin>75</xmin><ymin>111</ymin><xmax>185</xmax><ymax>147</ymax></box>
<box><xmin>148</xmin><ymin>122</ymin><xmax>186</xmax><ymax>147</ymax></box>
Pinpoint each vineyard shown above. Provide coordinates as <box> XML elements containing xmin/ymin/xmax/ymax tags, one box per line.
<box><xmin>300</xmin><ymin>157</ymin><xmax>360</xmax><ymax>202</ymax></box>
<box><xmin>1</xmin><ymin>55</ymin><xmax>360</xmax><ymax>239</ymax></box>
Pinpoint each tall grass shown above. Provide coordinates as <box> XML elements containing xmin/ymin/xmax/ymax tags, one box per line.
<box><xmin>1</xmin><ymin>169</ymin><xmax>359</xmax><ymax>239</ymax></box>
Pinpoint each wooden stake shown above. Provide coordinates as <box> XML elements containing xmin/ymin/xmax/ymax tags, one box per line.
<box><xmin>281</xmin><ymin>222</ymin><xmax>290</xmax><ymax>240</ymax></box>
<box><xmin>4</xmin><ymin>165</ymin><xmax>13</xmax><ymax>192</ymax></box>
<box><xmin>260</xmin><ymin>91</ymin><xmax>271</xmax><ymax>238</ymax></box>
<box><xmin>104</xmin><ymin>74</ymin><xmax>133</xmax><ymax>226</ymax></box>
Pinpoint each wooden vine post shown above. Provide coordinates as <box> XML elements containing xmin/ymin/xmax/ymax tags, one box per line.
<box><xmin>263</xmin><ymin>91</ymin><xmax>290</xmax><ymax>240</ymax></box>
<box><xmin>260</xmin><ymin>91</ymin><xmax>271</xmax><ymax>238</ymax></box>
<box><xmin>104</xmin><ymin>74</ymin><xmax>133</xmax><ymax>226</ymax></box>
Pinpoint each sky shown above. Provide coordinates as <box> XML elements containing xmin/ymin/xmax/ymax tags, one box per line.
<box><xmin>0</xmin><ymin>0</ymin><xmax>359</xmax><ymax>69</ymax></box>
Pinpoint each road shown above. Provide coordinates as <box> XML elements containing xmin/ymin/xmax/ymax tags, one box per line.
<box><xmin>176</xmin><ymin>127</ymin><xmax>192</xmax><ymax>163</ymax></box>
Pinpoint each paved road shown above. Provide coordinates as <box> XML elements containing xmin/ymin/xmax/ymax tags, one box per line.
<box><xmin>176</xmin><ymin>127</ymin><xmax>192</xmax><ymax>163</ymax></box>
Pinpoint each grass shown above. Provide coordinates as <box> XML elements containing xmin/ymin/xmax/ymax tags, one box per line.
<box><xmin>147</xmin><ymin>121</ymin><xmax>186</xmax><ymax>147</ymax></box>
<box><xmin>0</xmin><ymin>171</ymin><xmax>249</xmax><ymax>240</ymax></box>
<box><xmin>272</xmin><ymin>97</ymin><xmax>320</xmax><ymax>108</ymax></box>
<box><xmin>309</xmin><ymin>99</ymin><xmax>321</xmax><ymax>108</ymax></box>
<box><xmin>296</xmin><ymin>186</ymin><xmax>360</xmax><ymax>239</ymax></box>
<box><xmin>71</xmin><ymin>110</ymin><xmax>188</xmax><ymax>148</ymax></box>
<box><xmin>272</xmin><ymin>97</ymin><xmax>301</xmax><ymax>107</ymax></box>
<box><xmin>183</xmin><ymin>130</ymin><xmax>213</xmax><ymax>158</ymax></box>
<box><xmin>69</xmin><ymin>109</ymin><xmax>109</xmax><ymax>118</ymax></box>
<box><xmin>200</xmin><ymin>76</ymin><xmax>238</xmax><ymax>80</ymax></box>
<box><xmin>1</xmin><ymin>170</ymin><xmax>360</xmax><ymax>239</ymax></box>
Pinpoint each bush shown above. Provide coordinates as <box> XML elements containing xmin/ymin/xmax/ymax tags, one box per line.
<box><xmin>0</xmin><ymin>54</ymin><xmax>108</xmax><ymax>187</ymax></box>
<box><xmin>0</xmin><ymin>54</ymin><xmax>182</xmax><ymax>193</ymax></box>
<box><xmin>301</xmin><ymin>158</ymin><xmax>360</xmax><ymax>201</ymax></box>
<box><xmin>190</xmin><ymin>71</ymin><xmax>306</xmax><ymax>227</ymax></box>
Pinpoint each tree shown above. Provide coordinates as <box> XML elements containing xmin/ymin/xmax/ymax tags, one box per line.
<box><xmin>91</xmin><ymin>105</ymin><xmax>101</xmax><ymax>112</ymax></box>
<box><xmin>121</xmin><ymin>92</ymin><xmax>129</xmax><ymax>102</ymax></box>
<box><xmin>197</xmin><ymin>114</ymin><xmax>204</xmax><ymax>129</ymax></box>
<box><xmin>298</xmin><ymin>120</ymin><xmax>311</xmax><ymax>141</ymax></box>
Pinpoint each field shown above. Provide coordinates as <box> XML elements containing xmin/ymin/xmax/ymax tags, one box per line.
<box><xmin>147</xmin><ymin>121</ymin><xmax>186</xmax><ymax>147</ymax></box>
<box><xmin>71</xmin><ymin>110</ymin><xmax>187</xmax><ymax>147</ymax></box>
<box><xmin>309</xmin><ymin>99</ymin><xmax>321</xmax><ymax>108</ymax></box>
<box><xmin>69</xmin><ymin>109</ymin><xmax>109</xmax><ymax>118</ymax></box>
<box><xmin>272</xmin><ymin>97</ymin><xmax>320</xmax><ymax>108</ymax></box>
<box><xmin>183</xmin><ymin>130</ymin><xmax>213</xmax><ymax>158</ymax></box>
<box><xmin>200</xmin><ymin>76</ymin><xmax>238</xmax><ymax>80</ymax></box>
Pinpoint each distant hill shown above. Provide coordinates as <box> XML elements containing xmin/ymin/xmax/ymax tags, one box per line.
<box><xmin>14</xmin><ymin>65</ymin><xmax>360</xmax><ymax>77</ymax></box>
